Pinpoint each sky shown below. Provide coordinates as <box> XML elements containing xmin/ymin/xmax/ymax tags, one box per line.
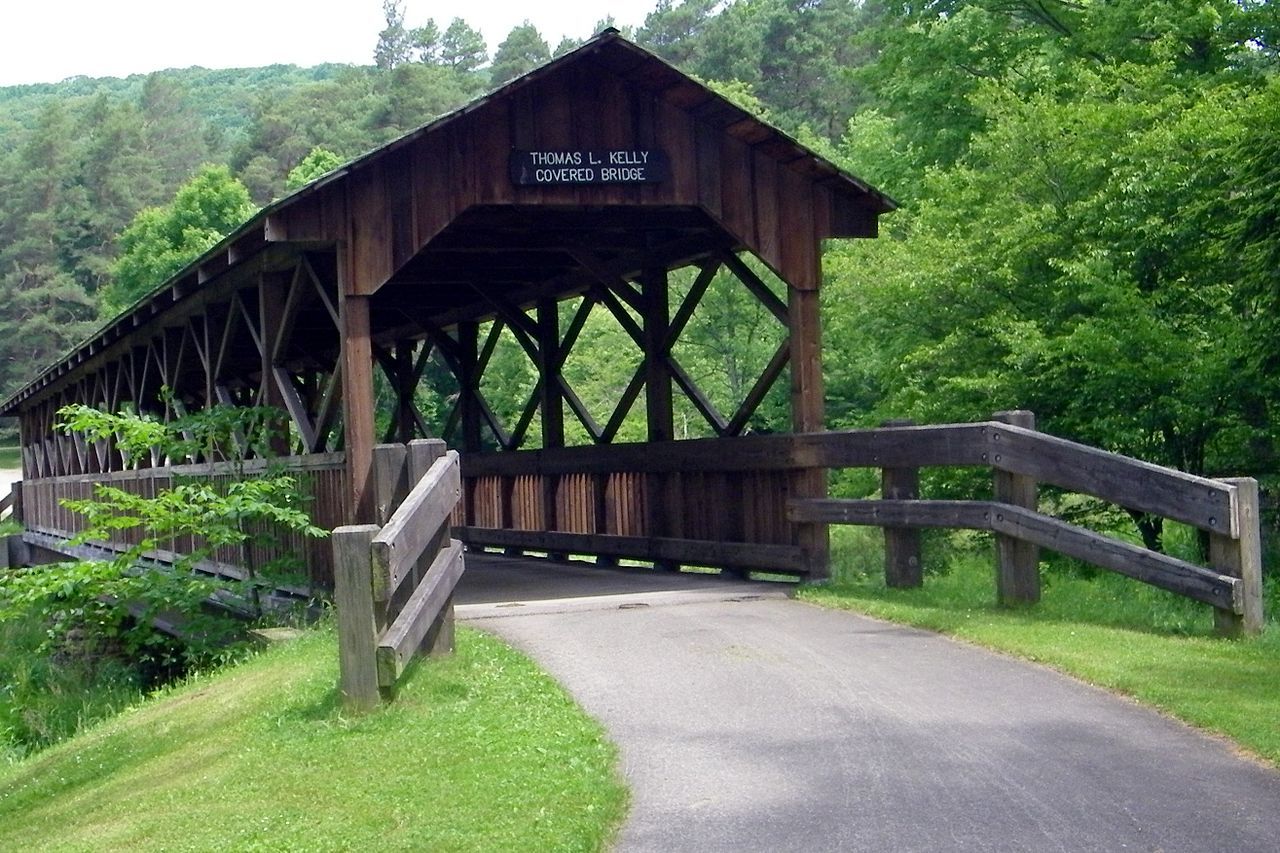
<box><xmin>0</xmin><ymin>0</ymin><xmax>661</xmax><ymax>87</ymax></box>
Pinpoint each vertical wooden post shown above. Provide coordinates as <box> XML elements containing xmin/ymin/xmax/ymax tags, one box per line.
<box><xmin>258</xmin><ymin>273</ymin><xmax>291</xmax><ymax>456</ymax></box>
<box><xmin>537</xmin><ymin>298</ymin><xmax>564</xmax><ymax>557</ymax></box>
<box><xmin>409</xmin><ymin>438</ymin><xmax>455</xmax><ymax>656</ymax></box>
<box><xmin>373</xmin><ymin>444</ymin><xmax>409</xmax><ymax>527</ymax></box>
<box><xmin>393</xmin><ymin>342</ymin><xmax>416</xmax><ymax>444</ymax></box>
<box><xmin>993</xmin><ymin>409</ymin><xmax>1040</xmax><ymax>605</ymax></box>
<box><xmin>642</xmin><ymin>266</ymin><xmax>676</xmax><ymax>569</ymax></box>
<box><xmin>340</xmin><ymin>270</ymin><xmax>377</xmax><ymax>524</ymax></box>
<box><xmin>457</xmin><ymin>321</ymin><xmax>482</xmax><ymax>454</ymax></box>
<box><xmin>333</xmin><ymin>523</ymin><xmax>381</xmax><ymax>713</ymax></box>
<box><xmin>1210</xmin><ymin>477</ymin><xmax>1264</xmax><ymax>636</ymax></box>
<box><xmin>881</xmin><ymin>419</ymin><xmax>922</xmax><ymax>588</ymax></box>
<box><xmin>789</xmin><ymin>285</ymin><xmax>829</xmax><ymax>579</ymax></box>
<box><xmin>457</xmin><ymin>320</ymin><xmax>481</xmax><ymax>530</ymax></box>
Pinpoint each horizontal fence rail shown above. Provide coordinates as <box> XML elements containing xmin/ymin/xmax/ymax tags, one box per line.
<box><xmin>19</xmin><ymin>452</ymin><xmax>347</xmax><ymax>588</ymax></box>
<box><xmin>457</xmin><ymin>410</ymin><xmax>1262</xmax><ymax>635</ymax></box>
<box><xmin>333</xmin><ymin>440</ymin><xmax>464</xmax><ymax>713</ymax></box>
<box><xmin>788</xmin><ymin>411</ymin><xmax>1262</xmax><ymax>637</ymax></box>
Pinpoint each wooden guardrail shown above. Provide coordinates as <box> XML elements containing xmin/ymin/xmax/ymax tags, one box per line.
<box><xmin>18</xmin><ymin>452</ymin><xmax>347</xmax><ymax>588</ymax></box>
<box><xmin>332</xmin><ymin>440</ymin><xmax>464</xmax><ymax>712</ymax></box>
<box><xmin>787</xmin><ymin>411</ymin><xmax>1264</xmax><ymax>637</ymax></box>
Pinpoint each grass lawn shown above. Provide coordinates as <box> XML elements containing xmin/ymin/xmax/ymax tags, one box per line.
<box><xmin>0</xmin><ymin>447</ymin><xmax>19</xmax><ymax>470</ymax></box>
<box><xmin>0</xmin><ymin>624</ymin><xmax>627</xmax><ymax>851</ymax></box>
<box><xmin>801</xmin><ymin>526</ymin><xmax>1280</xmax><ymax>767</ymax></box>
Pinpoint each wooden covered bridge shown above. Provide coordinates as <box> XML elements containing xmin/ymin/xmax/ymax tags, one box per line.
<box><xmin>0</xmin><ymin>32</ymin><xmax>1263</xmax><ymax>652</ymax></box>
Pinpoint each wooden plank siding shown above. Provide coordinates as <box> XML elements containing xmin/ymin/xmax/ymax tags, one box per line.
<box><xmin>265</xmin><ymin>51</ymin><xmax>872</xmax><ymax>302</ymax></box>
<box><xmin>20</xmin><ymin>454</ymin><xmax>347</xmax><ymax>588</ymax></box>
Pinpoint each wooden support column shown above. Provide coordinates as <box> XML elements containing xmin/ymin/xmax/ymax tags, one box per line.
<box><xmin>457</xmin><ymin>321</ymin><xmax>480</xmax><ymax>528</ymax></box>
<box><xmin>788</xmin><ymin>285</ymin><xmax>829</xmax><ymax>578</ymax></box>
<box><xmin>340</xmin><ymin>279</ymin><xmax>376</xmax><ymax>524</ymax></box>
<box><xmin>881</xmin><ymin>419</ymin><xmax>923</xmax><ymax>587</ymax></box>
<box><xmin>393</xmin><ymin>342</ymin><xmax>416</xmax><ymax>444</ymax></box>
<box><xmin>258</xmin><ymin>273</ymin><xmax>291</xmax><ymax>456</ymax></box>
<box><xmin>993</xmin><ymin>410</ymin><xmax>1040</xmax><ymax>605</ymax></box>
<box><xmin>1210</xmin><ymin>477</ymin><xmax>1264</xmax><ymax>636</ymax></box>
<box><xmin>457</xmin><ymin>321</ymin><xmax>482</xmax><ymax>453</ymax></box>
<box><xmin>537</xmin><ymin>298</ymin><xmax>565</xmax><ymax>553</ymax></box>
<box><xmin>641</xmin><ymin>266</ymin><xmax>675</xmax><ymax>569</ymax></box>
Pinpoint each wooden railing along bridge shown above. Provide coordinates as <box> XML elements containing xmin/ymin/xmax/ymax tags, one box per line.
<box><xmin>332</xmin><ymin>439</ymin><xmax>464</xmax><ymax>712</ymax></box>
<box><xmin>10</xmin><ymin>411</ymin><xmax>1264</xmax><ymax>643</ymax></box>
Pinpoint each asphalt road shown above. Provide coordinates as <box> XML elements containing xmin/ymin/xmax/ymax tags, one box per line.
<box><xmin>459</xmin><ymin>557</ymin><xmax>1280</xmax><ymax>852</ymax></box>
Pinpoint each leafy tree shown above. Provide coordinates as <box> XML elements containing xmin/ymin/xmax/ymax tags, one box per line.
<box><xmin>368</xmin><ymin>63</ymin><xmax>475</xmax><ymax>134</ymax></box>
<box><xmin>374</xmin><ymin>0</ymin><xmax>412</xmax><ymax>70</ymax></box>
<box><xmin>637</xmin><ymin>0</ymin><xmax>722</xmax><ymax>68</ymax></box>
<box><xmin>489</xmin><ymin>22</ymin><xmax>551</xmax><ymax>87</ymax></box>
<box><xmin>104</xmin><ymin>165</ymin><xmax>256</xmax><ymax>315</ymax></box>
<box><xmin>0</xmin><ymin>403</ymin><xmax>324</xmax><ymax>674</ymax></box>
<box><xmin>411</xmin><ymin>18</ymin><xmax>442</xmax><ymax>63</ymax></box>
<box><xmin>440</xmin><ymin>18</ymin><xmax>488</xmax><ymax>74</ymax></box>
<box><xmin>138</xmin><ymin>74</ymin><xmax>211</xmax><ymax>189</ymax></box>
<box><xmin>285</xmin><ymin>146</ymin><xmax>343</xmax><ymax>191</ymax></box>
<box><xmin>0</xmin><ymin>102</ymin><xmax>99</xmax><ymax>394</ymax></box>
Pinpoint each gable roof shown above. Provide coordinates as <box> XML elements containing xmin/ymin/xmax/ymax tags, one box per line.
<box><xmin>2</xmin><ymin>30</ymin><xmax>895</xmax><ymax>415</ymax></box>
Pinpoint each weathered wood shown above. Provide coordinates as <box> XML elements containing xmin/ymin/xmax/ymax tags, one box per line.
<box><xmin>372</xmin><ymin>443</ymin><xmax>409</xmax><ymax>526</ymax></box>
<box><xmin>340</xmin><ymin>288</ymin><xmax>376</xmax><ymax>523</ymax></box>
<box><xmin>456</xmin><ymin>525</ymin><xmax>808</xmax><ymax>573</ymax></box>
<box><xmin>989</xmin><ymin>504</ymin><xmax>1237</xmax><ymax>611</ymax></box>
<box><xmin>991</xmin><ymin>421</ymin><xmax>1236</xmax><ymax>537</ymax></box>
<box><xmin>790</xmin><ymin>498</ymin><xmax>1240</xmax><ymax>611</ymax></box>
<box><xmin>1210</xmin><ymin>478</ymin><xmax>1264</xmax><ymax>636</ymax></box>
<box><xmin>376</xmin><ymin>539</ymin><xmax>465</xmax><ymax>687</ymax></box>
<box><xmin>788</xmin><ymin>284</ymin><xmax>828</xmax><ymax>578</ymax></box>
<box><xmin>993</xmin><ymin>410</ymin><xmax>1040</xmax><ymax>605</ymax></box>
<box><xmin>371</xmin><ymin>452</ymin><xmax>461</xmax><ymax>601</ymax></box>
<box><xmin>881</xmin><ymin>418</ymin><xmax>922</xmax><ymax>588</ymax></box>
<box><xmin>408</xmin><ymin>439</ymin><xmax>454</xmax><ymax>657</ymax></box>
<box><xmin>332</xmin><ymin>524</ymin><xmax>381</xmax><ymax>713</ymax></box>
<box><xmin>788</xmin><ymin>499</ymin><xmax>992</xmax><ymax>530</ymax></box>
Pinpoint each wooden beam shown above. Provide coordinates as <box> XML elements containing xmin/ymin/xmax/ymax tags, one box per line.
<box><xmin>881</xmin><ymin>418</ymin><xmax>923</xmax><ymax>589</ymax></box>
<box><xmin>788</xmin><ymin>498</ymin><xmax>1240</xmax><ymax>611</ymax></box>
<box><xmin>339</xmin><ymin>283</ymin><xmax>376</xmax><ymax>523</ymax></box>
<box><xmin>993</xmin><ymin>410</ymin><xmax>1040</xmax><ymax>606</ymax></box>
<box><xmin>456</xmin><ymin>526</ymin><xmax>809</xmax><ymax>574</ymax></box>
<box><xmin>1210</xmin><ymin>477</ymin><xmax>1264</xmax><ymax>636</ymax></box>
<box><xmin>788</xmin><ymin>283</ymin><xmax>828</xmax><ymax>578</ymax></box>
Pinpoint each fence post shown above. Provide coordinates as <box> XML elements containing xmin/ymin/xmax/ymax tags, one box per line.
<box><xmin>409</xmin><ymin>439</ymin><xmax>455</xmax><ymax>657</ymax></box>
<box><xmin>372</xmin><ymin>443</ymin><xmax>409</xmax><ymax>527</ymax></box>
<box><xmin>333</xmin><ymin>524</ymin><xmax>382</xmax><ymax>713</ymax></box>
<box><xmin>1210</xmin><ymin>477</ymin><xmax>1264</xmax><ymax>637</ymax></box>
<box><xmin>881</xmin><ymin>419</ymin><xmax>923</xmax><ymax>588</ymax></box>
<box><xmin>992</xmin><ymin>410</ymin><xmax>1040</xmax><ymax>605</ymax></box>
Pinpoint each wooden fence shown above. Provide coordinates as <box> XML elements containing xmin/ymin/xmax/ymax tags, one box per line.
<box><xmin>458</xmin><ymin>411</ymin><xmax>1263</xmax><ymax>636</ymax></box>
<box><xmin>458</xmin><ymin>435</ymin><xmax>813</xmax><ymax>573</ymax></box>
<box><xmin>333</xmin><ymin>440</ymin><xmax>464</xmax><ymax>712</ymax></box>
<box><xmin>18</xmin><ymin>452</ymin><xmax>347</xmax><ymax>588</ymax></box>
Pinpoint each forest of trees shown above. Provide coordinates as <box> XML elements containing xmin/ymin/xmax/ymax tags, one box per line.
<box><xmin>1</xmin><ymin>0</ymin><xmax>1278</xmax><ymax>524</ymax></box>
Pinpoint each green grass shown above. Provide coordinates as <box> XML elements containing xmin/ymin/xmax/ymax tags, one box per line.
<box><xmin>802</xmin><ymin>526</ymin><xmax>1280</xmax><ymax>767</ymax></box>
<box><xmin>0</xmin><ymin>624</ymin><xmax>627</xmax><ymax>851</ymax></box>
<box><xmin>0</xmin><ymin>446</ymin><xmax>19</xmax><ymax>469</ymax></box>
<box><xmin>0</xmin><ymin>615</ymin><xmax>144</xmax><ymax>763</ymax></box>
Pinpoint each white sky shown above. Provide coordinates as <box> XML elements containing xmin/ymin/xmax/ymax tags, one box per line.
<box><xmin>0</xmin><ymin>1</ymin><xmax>660</xmax><ymax>87</ymax></box>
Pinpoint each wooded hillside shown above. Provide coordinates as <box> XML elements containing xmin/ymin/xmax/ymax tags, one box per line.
<box><xmin>1</xmin><ymin>0</ymin><xmax>1276</xmax><ymax>531</ymax></box>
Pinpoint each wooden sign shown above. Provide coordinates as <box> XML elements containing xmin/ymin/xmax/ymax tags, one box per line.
<box><xmin>509</xmin><ymin>150</ymin><xmax>670</xmax><ymax>186</ymax></box>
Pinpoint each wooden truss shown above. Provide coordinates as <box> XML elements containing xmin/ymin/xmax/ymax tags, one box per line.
<box><xmin>375</xmin><ymin>248</ymin><xmax>794</xmax><ymax>453</ymax></box>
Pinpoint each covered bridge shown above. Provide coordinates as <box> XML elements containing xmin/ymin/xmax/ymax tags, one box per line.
<box><xmin>1</xmin><ymin>31</ymin><xmax>895</xmax><ymax>586</ymax></box>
